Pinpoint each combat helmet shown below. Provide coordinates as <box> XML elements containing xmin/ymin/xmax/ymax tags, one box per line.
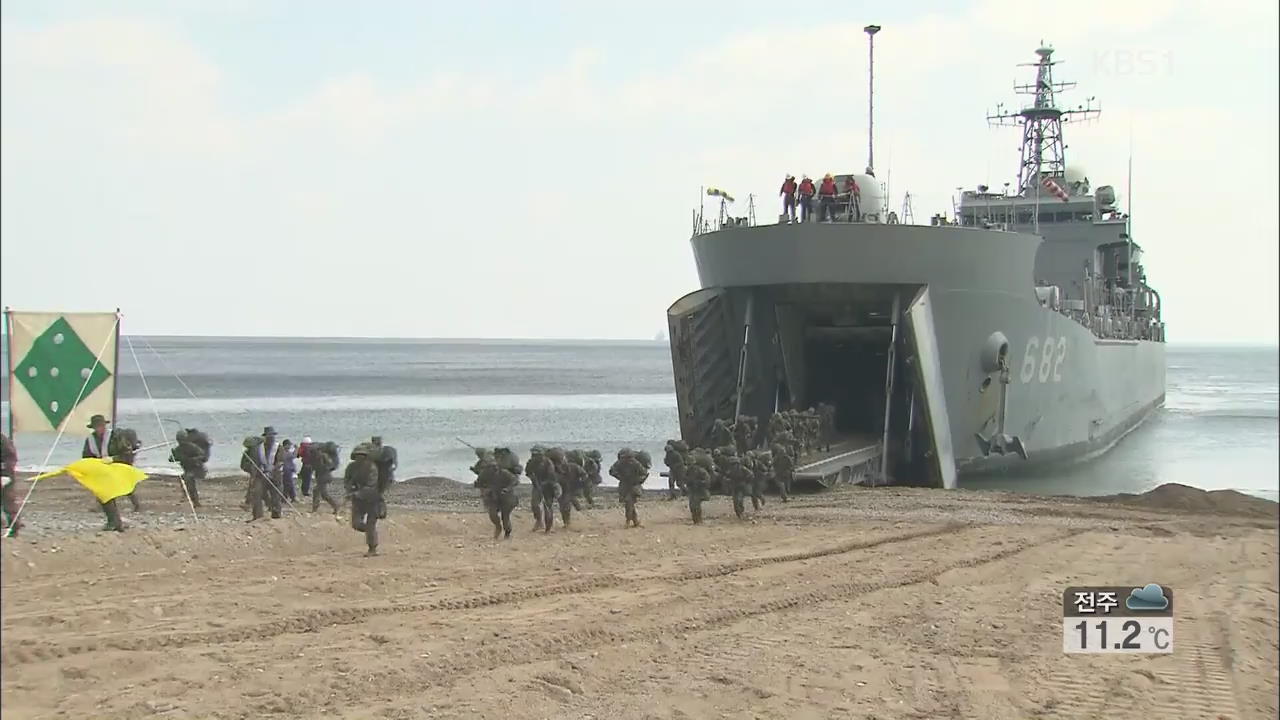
<box><xmin>586</xmin><ymin>449</ymin><xmax>602</xmax><ymax>462</ymax></box>
<box><xmin>617</xmin><ymin>447</ymin><xmax>634</xmax><ymax>460</ymax></box>
<box><xmin>530</xmin><ymin>444</ymin><xmax>546</xmax><ymax>455</ymax></box>
<box><xmin>351</xmin><ymin>442</ymin><xmax>375</xmax><ymax>459</ymax></box>
<box><xmin>672</xmin><ymin>440</ymin><xmax>689</xmax><ymax>452</ymax></box>
<box><xmin>546</xmin><ymin>447</ymin><xmax>566</xmax><ymax>465</ymax></box>
<box><xmin>176</xmin><ymin>428</ymin><xmax>189</xmax><ymax>442</ymax></box>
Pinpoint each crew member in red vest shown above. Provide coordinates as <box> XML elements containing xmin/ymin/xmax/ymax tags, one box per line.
<box><xmin>818</xmin><ymin>173</ymin><xmax>838</xmax><ymax>222</ymax></box>
<box><xmin>797</xmin><ymin>175</ymin><xmax>816</xmax><ymax>222</ymax></box>
<box><xmin>779</xmin><ymin>174</ymin><xmax>798</xmax><ymax>222</ymax></box>
<box><xmin>845</xmin><ymin>176</ymin><xmax>862</xmax><ymax>221</ymax></box>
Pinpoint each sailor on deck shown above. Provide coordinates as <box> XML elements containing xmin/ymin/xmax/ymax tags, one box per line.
<box><xmin>819</xmin><ymin>174</ymin><xmax>838</xmax><ymax>222</ymax></box>
<box><xmin>797</xmin><ymin>175</ymin><xmax>816</xmax><ymax>222</ymax></box>
<box><xmin>845</xmin><ymin>176</ymin><xmax>861</xmax><ymax>222</ymax></box>
<box><xmin>779</xmin><ymin>174</ymin><xmax>798</xmax><ymax>222</ymax></box>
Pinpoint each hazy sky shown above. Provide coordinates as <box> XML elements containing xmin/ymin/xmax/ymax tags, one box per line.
<box><xmin>2</xmin><ymin>0</ymin><xmax>1277</xmax><ymax>342</ymax></box>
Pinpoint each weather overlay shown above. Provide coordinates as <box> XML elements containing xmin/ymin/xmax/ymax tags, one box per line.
<box><xmin>1062</xmin><ymin>584</ymin><xmax>1174</xmax><ymax>654</ymax></box>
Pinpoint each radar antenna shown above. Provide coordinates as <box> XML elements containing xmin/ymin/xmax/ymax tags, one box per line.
<box><xmin>986</xmin><ymin>44</ymin><xmax>1099</xmax><ymax>195</ymax></box>
<box><xmin>901</xmin><ymin>191</ymin><xmax>914</xmax><ymax>225</ymax></box>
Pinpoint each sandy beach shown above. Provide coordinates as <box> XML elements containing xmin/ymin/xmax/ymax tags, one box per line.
<box><xmin>1</xmin><ymin>473</ymin><xmax>1276</xmax><ymax>720</ymax></box>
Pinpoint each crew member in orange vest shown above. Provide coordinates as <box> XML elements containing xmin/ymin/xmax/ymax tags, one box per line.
<box><xmin>845</xmin><ymin>175</ymin><xmax>861</xmax><ymax>221</ymax></box>
<box><xmin>779</xmin><ymin>174</ymin><xmax>798</xmax><ymax>222</ymax></box>
<box><xmin>797</xmin><ymin>175</ymin><xmax>816</xmax><ymax>222</ymax></box>
<box><xmin>818</xmin><ymin>174</ymin><xmax>838</xmax><ymax>222</ymax></box>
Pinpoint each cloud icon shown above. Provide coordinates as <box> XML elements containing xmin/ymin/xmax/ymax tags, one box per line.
<box><xmin>1126</xmin><ymin>583</ymin><xmax>1169</xmax><ymax>611</ymax></box>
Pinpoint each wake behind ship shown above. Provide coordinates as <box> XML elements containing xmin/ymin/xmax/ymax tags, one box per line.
<box><xmin>665</xmin><ymin>41</ymin><xmax>1167</xmax><ymax>489</ymax></box>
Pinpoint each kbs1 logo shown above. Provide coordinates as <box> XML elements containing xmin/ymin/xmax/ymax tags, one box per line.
<box><xmin>1093</xmin><ymin>49</ymin><xmax>1173</xmax><ymax>77</ymax></box>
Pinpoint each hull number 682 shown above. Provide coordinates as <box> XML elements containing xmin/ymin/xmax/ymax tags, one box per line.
<box><xmin>1021</xmin><ymin>336</ymin><xmax>1067</xmax><ymax>383</ymax></box>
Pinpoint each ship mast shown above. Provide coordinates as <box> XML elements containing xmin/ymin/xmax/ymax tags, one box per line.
<box><xmin>864</xmin><ymin>24</ymin><xmax>880</xmax><ymax>177</ymax></box>
<box><xmin>987</xmin><ymin>44</ymin><xmax>1099</xmax><ymax>195</ymax></box>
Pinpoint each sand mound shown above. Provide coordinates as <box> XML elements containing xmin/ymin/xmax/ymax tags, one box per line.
<box><xmin>1093</xmin><ymin>483</ymin><xmax>1279</xmax><ymax>519</ymax></box>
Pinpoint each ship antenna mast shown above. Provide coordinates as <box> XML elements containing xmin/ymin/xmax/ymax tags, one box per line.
<box><xmin>986</xmin><ymin>43</ymin><xmax>1099</xmax><ymax>195</ymax></box>
<box><xmin>864</xmin><ymin>24</ymin><xmax>880</xmax><ymax>177</ymax></box>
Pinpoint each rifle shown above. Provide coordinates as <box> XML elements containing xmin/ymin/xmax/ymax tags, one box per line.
<box><xmin>455</xmin><ymin>437</ymin><xmax>477</xmax><ymax>450</ymax></box>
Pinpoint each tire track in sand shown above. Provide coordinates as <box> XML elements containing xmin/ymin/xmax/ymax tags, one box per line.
<box><xmin>311</xmin><ymin>526</ymin><xmax>1089</xmax><ymax>709</ymax></box>
<box><xmin>1</xmin><ymin>522</ymin><xmax>968</xmax><ymax>665</ymax></box>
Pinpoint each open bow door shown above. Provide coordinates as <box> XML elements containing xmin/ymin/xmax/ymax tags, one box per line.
<box><xmin>902</xmin><ymin>287</ymin><xmax>958</xmax><ymax>489</ymax></box>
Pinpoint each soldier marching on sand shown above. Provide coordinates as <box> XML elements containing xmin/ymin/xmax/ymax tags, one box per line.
<box><xmin>564</xmin><ymin>450</ymin><xmax>588</xmax><ymax>512</ymax></box>
<box><xmin>308</xmin><ymin>441</ymin><xmax>342</xmax><ymax>514</ymax></box>
<box><xmin>107</xmin><ymin>424</ymin><xmax>145</xmax><ymax>512</ymax></box>
<box><xmin>371</xmin><ymin>436</ymin><xmax>398</xmax><ymax>486</ymax></box>
<box><xmin>771</xmin><ymin>439</ymin><xmax>794</xmax><ymax>502</ymax></box>
<box><xmin>524</xmin><ymin>446</ymin><xmax>552</xmax><ymax>531</ymax></box>
<box><xmin>582</xmin><ymin>449</ymin><xmax>603</xmax><ymax>507</ymax></box>
<box><xmin>552</xmin><ymin>448</ymin><xmax>587</xmax><ymax>529</ymax></box>
<box><xmin>344</xmin><ymin>443</ymin><xmax>384</xmax><ymax>556</ymax></box>
<box><xmin>473</xmin><ymin>450</ymin><xmax>519</xmax><ymax>539</ymax></box>
<box><xmin>169</xmin><ymin>427</ymin><xmax>211</xmax><ymax>508</ymax></box>
<box><xmin>610</xmin><ymin>448</ymin><xmax>648</xmax><ymax>528</ymax></box>
<box><xmin>663</xmin><ymin>439</ymin><xmax>688</xmax><ymax>500</ymax></box>
<box><xmin>748</xmin><ymin>449</ymin><xmax>772</xmax><ymax>511</ymax></box>
<box><xmin>683</xmin><ymin>448</ymin><xmax>713</xmax><ymax>524</ymax></box>
<box><xmin>724</xmin><ymin>454</ymin><xmax>753</xmax><ymax>520</ymax></box>
<box><xmin>711</xmin><ymin>445</ymin><xmax>737</xmax><ymax>495</ymax></box>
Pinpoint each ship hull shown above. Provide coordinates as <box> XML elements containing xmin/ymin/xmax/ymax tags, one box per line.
<box><xmin>668</xmin><ymin>221</ymin><xmax>1166</xmax><ymax>486</ymax></box>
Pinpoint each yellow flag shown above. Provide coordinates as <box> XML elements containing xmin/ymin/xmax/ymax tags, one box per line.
<box><xmin>32</xmin><ymin>458</ymin><xmax>146</xmax><ymax>504</ymax></box>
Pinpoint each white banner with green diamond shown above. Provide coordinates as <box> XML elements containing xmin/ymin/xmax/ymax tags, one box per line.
<box><xmin>7</xmin><ymin>311</ymin><xmax>119</xmax><ymax>437</ymax></box>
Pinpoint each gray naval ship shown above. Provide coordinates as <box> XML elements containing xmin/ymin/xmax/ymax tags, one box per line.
<box><xmin>665</xmin><ymin>40</ymin><xmax>1166</xmax><ymax>489</ymax></box>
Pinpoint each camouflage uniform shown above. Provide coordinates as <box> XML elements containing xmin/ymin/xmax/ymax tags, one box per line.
<box><xmin>344</xmin><ymin>443</ymin><xmax>383</xmax><ymax>556</ymax></box>
<box><xmin>609</xmin><ymin>448</ymin><xmax>648</xmax><ymax>528</ymax></box>
<box><xmin>733</xmin><ymin>416</ymin><xmax>754</xmax><ymax>455</ymax></box>
<box><xmin>242</xmin><ymin>429</ymin><xmax>285</xmax><ymax>521</ymax></box>
<box><xmin>555</xmin><ymin>455</ymin><xmax>587</xmax><ymax>528</ymax></box>
<box><xmin>663</xmin><ymin>440</ymin><xmax>687</xmax><ymax>499</ymax></box>
<box><xmin>712</xmin><ymin>418</ymin><xmax>734</xmax><ymax>448</ymax></box>
<box><xmin>108</xmin><ymin>427</ymin><xmax>144</xmax><ymax>511</ymax></box>
<box><xmin>582</xmin><ymin>450</ymin><xmax>603</xmax><ymax>507</ymax></box>
<box><xmin>524</xmin><ymin>447</ymin><xmax>552</xmax><ymax>530</ymax></box>
<box><xmin>724</xmin><ymin>455</ymin><xmax>754</xmax><ymax>520</ymax></box>
<box><xmin>711</xmin><ymin>445</ymin><xmax>737</xmax><ymax>494</ymax></box>
<box><xmin>564</xmin><ymin>449</ymin><xmax>587</xmax><ymax>511</ymax></box>
<box><xmin>308</xmin><ymin>441</ymin><xmax>342</xmax><ymax>513</ymax></box>
<box><xmin>474</xmin><ymin>454</ymin><xmax>518</xmax><ymax>539</ymax></box>
<box><xmin>749</xmin><ymin>449</ymin><xmax>772</xmax><ymax>511</ymax></box>
<box><xmin>770</xmin><ymin>442</ymin><xmax>794</xmax><ymax>502</ymax></box>
<box><xmin>683</xmin><ymin>449</ymin><xmax>713</xmax><ymax>524</ymax></box>
<box><xmin>169</xmin><ymin>428</ymin><xmax>210</xmax><ymax>508</ymax></box>
<box><xmin>1</xmin><ymin>433</ymin><xmax>21</xmax><ymax>536</ymax></box>
<box><xmin>371</xmin><ymin>437</ymin><xmax>398</xmax><ymax>513</ymax></box>
<box><xmin>767</xmin><ymin>412</ymin><xmax>790</xmax><ymax>446</ymax></box>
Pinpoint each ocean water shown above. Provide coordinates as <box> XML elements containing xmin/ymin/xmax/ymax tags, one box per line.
<box><xmin>1</xmin><ymin>337</ymin><xmax>1276</xmax><ymax>499</ymax></box>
